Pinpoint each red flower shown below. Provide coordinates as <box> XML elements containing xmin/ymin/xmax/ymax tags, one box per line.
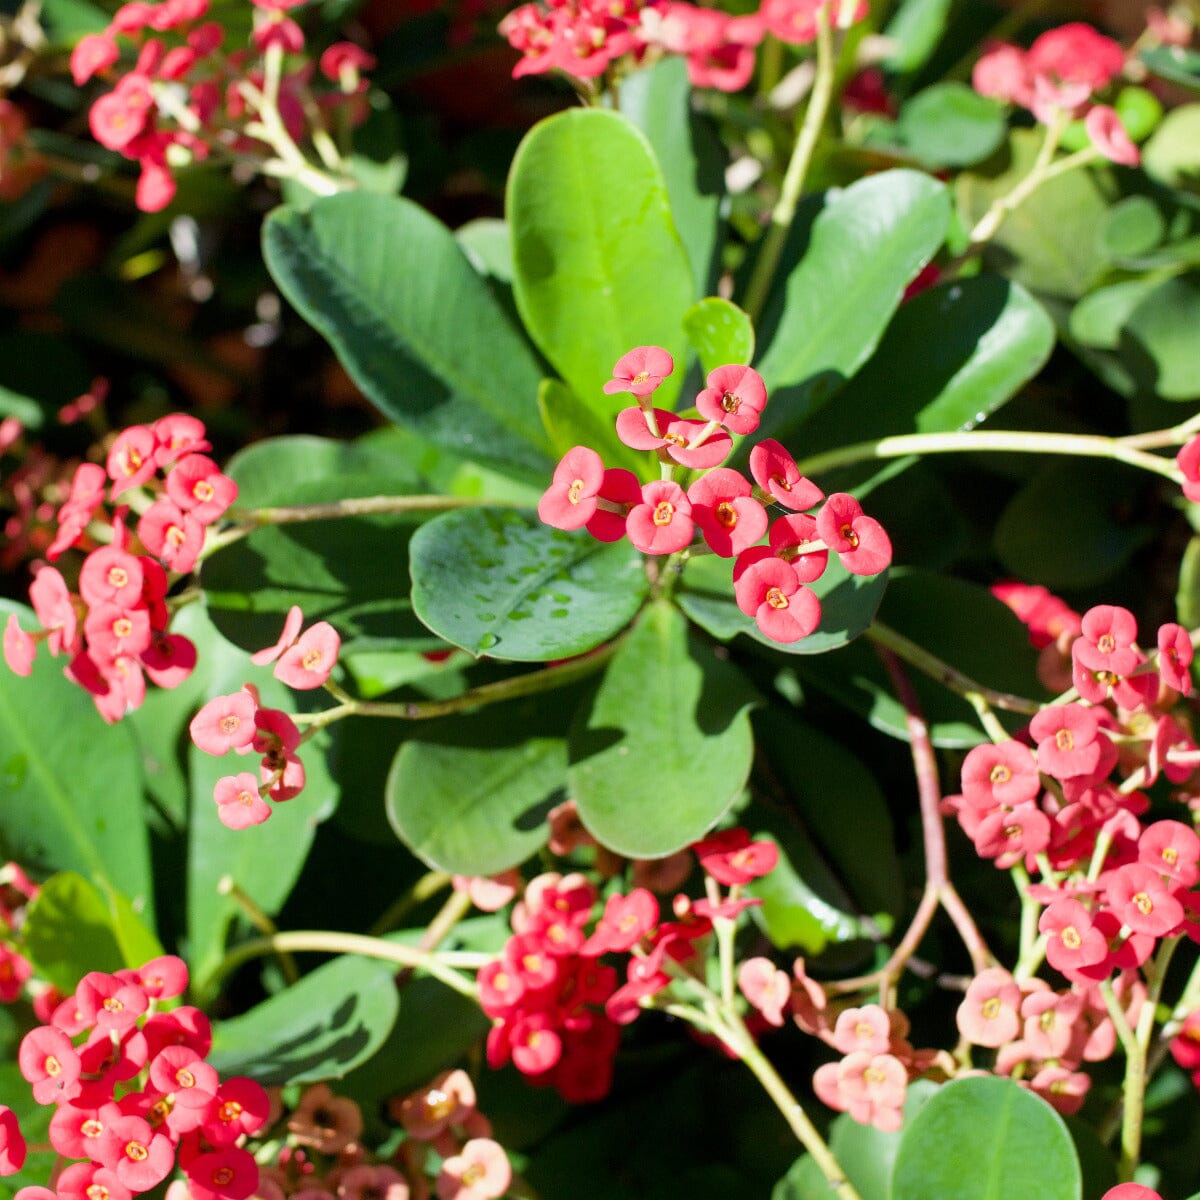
<box><xmin>1178</xmin><ymin>435</ymin><xmax>1200</xmax><ymax>502</ymax></box>
<box><xmin>602</xmin><ymin>346</ymin><xmax>674</xmax><ymax>397</ymax></box>
<box><xmin>694</xmin><ymin>365</ymin><xmax>767</xmax><ymax>435</ymax></box>
<box><xmin>614</xmin><ymin>407</ymin><xmax>731</xmax><ymax>469</ymax></box>
<box><xmin>71</xmin><ymin>33</ymin><xmax>120</xmax><ymax>85</ymax></box>
<box><xmin>748</xmin><ymin>439</ymin><xmax>823</xmax><ymax>510</ymax></box>
<box><xmin>1157</xmin><ymin>622</ymin><xmax>1193</xmax><ymax>694</ymax></box>
<box><xmin>815</xmin><ymin>493</ymin><xmax>892</xmax><ymax>575</ymax></box>
<box><xmin>139</xmin><ymin>498</ymin><xmax>203</xmax><ymax>573</ymax></box>
<box><xmin>693</xmin><ymin>828</ymin><xmax>778</xmax><ymax>885</ymax></box>
<box><xmin>166</xmin><ymin>454</ymin><xmax>238</xmax><ymax>523</ymax></box>
<box><xmin>733</xmin><ymin>555</ymin><xmax>820</xmax><ymax>643</ymax></box>
<box><xmin>687</xmin><ymin>468</ymin><xmax>767</xmax><ymax>557</ymax></box>
<box><xmin>1026</xmin><ymin>22</ymin><xmax>1125</xmax><ymax>91</ymax></box>
<box><xmin>586</xmin><ymin>468</ymin><xmax>640</xmax><ymax>542</ymax></box>
<box><xmin>626</xmin><ymin>481</ymin><xmax>694</xmax><ymax>555</ymax></box>
<box><xmin>538</xmin><ymin>446</ymin><xmax>605</xmax><ymax>531</ymax></box>
<box><xmin>0</xmin><ymin>1106</ymin><xmax>26</xmax><ymax>1175</ymax></box>
<box><xmin>1104</xmin><ymin>863</ymin><xmax>1184</xmax><ymax>937</ymax></box>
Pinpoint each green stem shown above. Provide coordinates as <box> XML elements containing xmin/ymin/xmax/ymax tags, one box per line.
<box><xmin>797</xmin><ymin>429</ymin><xmax>1180</xmax><ymax>483</ymax></box>
<box><xmin>368</xmin><ymin>870</ymin><xmax>451</xmax><ymax>937</ymax></box>
<box><xmin>204</xmin><ymin>930</ymin><xmax>488</xmax><ymax>1000</ymax></box>
<box><xmin>292</xmin><ymin>640</ymin><xmax>622</xmax><ymax>733</ymax></box>
<box><xmin>742</xmin><ymin>10</ymin><xmax>837</xmax><ymax>323</ymax></box>
<box><xmin>866</xmin><ymin>623</ymin><xmax>1042</xmax><ymax>715</ymax></box>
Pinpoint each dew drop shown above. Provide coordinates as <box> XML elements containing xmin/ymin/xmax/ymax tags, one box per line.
<box><xmin>478</xmin><ymin>633</ymin><xmax>499</xmax><ymax>650</ymax></box>
<box><xmin>478</xmin><ymin>612</ymin><xmax>496</xmax><ymax>622</ymax></box>
<box><xmin>550</xmin><ymin>609</ymin><xmax>569</xmax><ymax>618</ymax></box>
<box><xmin>551</xmin><ymin>593</ymin><xmax>570</xmax><ymax>603</ymax></box>
<box><xmin>510</xmin><ymin>610</ymin><xmax>533</xmax><ymax>621</ymax></box>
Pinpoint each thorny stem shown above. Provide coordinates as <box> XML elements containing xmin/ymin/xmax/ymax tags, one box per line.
<box><xmin>797</xmin><ymin>428</ymin><xmax>1182</xmax><ymax>483</ymax></box>
<box><xmin>742</xmin><ymin>10</ymin><xmax>837</xmax><ymax>324</ymax></box>
<box><xmin>205</xmin><ymin>930</ymin><xmax>488</xmax><ymax>1001</ymax></box>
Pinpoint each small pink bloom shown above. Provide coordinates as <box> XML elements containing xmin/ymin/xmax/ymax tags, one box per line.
<box><xmin>436</xmin><ymin>1138</ymin><xmax>511</xmax><ymax>1200</ymax></box>
<box><xmin>695</xmin><ymin>365</ymin><xmax>767</xmax><ymax>435</ymax></box>
<box><xmin>96</xmin><ymin>1115</ymin><xmax>174</xmax><ymax>1191</ymax></box>
<box><xmin>80</xmin><ymin>546</ymin><xmax>145</xmax><ymax>610</ymax></box>
<box><xmin>614</xmin><ymin>407</ymin><xmax>731</xmax><ymax>468</ymax></box>
<box><xmin>251</xmin><ymin>605</ymin><xmax>304</xmax><ymax>666</ymax></box>
<box><xmin>957</xmin><ymin>968</ymin><xmax>1021</xmax><ymax>1047</ymax></box>
<box><xmin>139</xmin><ymin>497</ymin><xmax>204</xmax><ymax>573</ymax></box>
<box><xmin>733</xmin><ymin>555</ymin><xmax>820</xmax><ymax>643</ymax></box>
<box><xmin>153</xmin><ymin>414</ymin><xmax>211</xmax><ymax>467</ymax></box>
<box><xmin>275</xmin><ymin>621</ymin><xmax>340</xmax><ymax>689</ymax></box>
<box><xmin>815</xmin><ymin>493</ymin><xmax>892</xmax><ymax>575</ymax></box>
<box><xmin>537</xmin><ymin>446</ymin><xmax>606</xmax><ymax>531</ymax></box>
<box><xmin>626</xmin><ymin>480</ymin><xmax>694</xmax><ymax>555</ymax></box>
<box><xmin>1026</xmin><ymin>22</ymin><xmax>1125</xmax><ymax>92</ymax></box>
<box><xmin>71</xmin><ymin>33</ymin><xmax>120</xmax><ymax>85</ymax></box>
<box><xmin>603</xmin><ymin>346</ymin><xmax>674</xmax><ymax>396</ymax></box>
<box><xmin>973</xmin><ymin>41</ymin><xmax>1033</xmax><ymax>106</ymax></box>
<box><xmin>3</xmin><ymin>615</ymin><xmax>35</xmax><ymax>676</ymax></box>
<box><xmin>1105</xmin><ymin>862</ymin><xmax>1184</xmax><ymax>936</ymax></box>
<box><xmin>738</xmin><ymin>958</ymin><xmax>792</xmax><ymax>1027</ymax></box>
<box><xmin>693</xmin><ymin>827</ymin><xmax>778</xmax><ymax>885</ymax></box>
<box><xmin>189</xmin><ymin>690</ymin><xmax>258</xmax><ymax>755</ymax></box>
<box><xmin>166</xmin><ymin>454</ymin><xmax>238</xmax><ymax>523</ymax></box>
<box><xmin>748</xmin><ymin>439</ymin><xmax>823</xmax><ymax>510</ymax></box>
<box><xmin>214</xmin><ymin>773</ymin><xmax>271</xmax><ymax>830</ymax></box>
<box><xmin>586</xmin><ymin>468</ymin><xmax>640</xmax><ymax>542</ymax></box>
<box><xmin>960</xmin><ymin>740</ymin><xmax>1040</xmax><ymax>811</ymax></box>
<box><xmin>687</xmin><ymin>468</ymin><xmax>768</xmax><ymax>557</ymax></box>
<box><xmin>319</xmin><ymin>42</ymin><xmax>376</xmax><ymax>83</ymax></box>
<box><xmin>30</xmin><ymin>566</ymin><xmax>79</xmax><ymax>656</ymax></box>
<box><xmin>18</xmin><ymin>1025</ymin><xmax>82</xmax><ymax>1104</ymax></box>
<box><xmin>1040</xmin><ymin>899</ymin><xmax>1109</xmax><ymax>973</ymax></box>
<box><xmin>1100</xmin><ymin>1187</ymin><xmax>1163</xmax><ymax>1200</ymax></box>
<box><xmin>1157</xmin><ymin>622</ymin><xmax>1193</xmax><ymax>694</ymax></box>
<box><xmin>1085</xmin><ymin>105</ymin><xmax>1139</xmax><ymax>166</ymax></box>
<box><xmin>1177</xmin><ymin>435</ymin><xmax>1200</xmax><ymax>502</ymax></box>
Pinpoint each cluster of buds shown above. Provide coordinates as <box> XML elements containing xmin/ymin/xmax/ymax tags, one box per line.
<box><xmin>500</xmin><ymin>0</ymin><xmax>866</xmax><ymax>91</ymax></box>
<box><xmin>2</xmin><ymin>414</ymin><xmax>236</xmax><ymax>722</ymax></box>
<box><xmin>2</xmin><ymin>956</ymin><xmax>271</xmax><ymax>1200</ymax></box>
<box><xmin>71</xmin><ymin>0</ymin><xmax>375</xmax><ymax>210</ymax></box>
<box><xmin>972</xmin><ymin>21</ymin><xmax>1140</xmax><ymax>164</ymax></box>
<box><xmin>538</xmin><ymin>346</ymin><xmax>892</xmax><ymax>645</ymax></box>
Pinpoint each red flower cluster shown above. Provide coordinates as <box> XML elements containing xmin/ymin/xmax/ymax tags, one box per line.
<box><xmin>4</xmin><ymin>956</ymin><xmax>270</xmax><ymax>1200</ymax></box>
<box><xmin>972</xmin><ymin>22</ymin><xmax>1138</xmax><ymax>164</ymax></box>
<box><xmin>537</xmin><ymin>347</ymin><xmax>892</xmax><ymax>645</ymax></box>
<box><xmin>500</xmin><ymin>0</ymin><xmax>867</xmax><ymax>90</ymax></box>
<box><xmin>3</xmin><ymin>415</ymin><xmax>234</xmax><ymax>722</ymax></box>
<box><xmin>71</xmin><ymin>0</ymin><xmax>374</xmax><ymax>210</ymax></box>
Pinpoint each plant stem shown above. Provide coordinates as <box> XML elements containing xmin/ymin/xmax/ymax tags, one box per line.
<box><xmin>797</xmin><ymin>429</ymin><xmax>1180</xmax><ymax>483</ymax></box>
<box><xmin>742</xmin><ymin>10</ymin><xmax>837</xmax><ymax>324</ymax></box>
<box><xmin>217</xmin><ymin>875</ymin><xmax>299</xmax><ymax>984</ymax></box>
<box><xmin>207</xmin><ymin>930</ymin><xmax>488</xmax><ymax>999</ymax></box>
<box><xmin>368</xmin><ymin>870</ymin><xmax>451</xmax><ymax>937</ymax></box>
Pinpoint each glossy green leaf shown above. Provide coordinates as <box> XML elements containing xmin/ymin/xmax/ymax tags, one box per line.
<box><xmin>207</xmin><ymin>954</ymin><xmax>399</xmax><ymax>1086</ymax></box>
<box><xmin>675</xmin><ymin>554</ymin><xmax>887</xmax><ymax>657</ymax></box>
<box><xmin>1121</xmin><ymin>273</ymin><xmax>1200</xmax><ymax>400</ymax></box>
<box><xmin>1141</xmin><ymin>47</ymin><xmax>1200</xmax><ymax>93</ymax></box>
<box><xmin>508</xmin><ymin>108</ymin><xmax>694</xmax><ymax>416</ymax></box>
<box><xmin>797</xmin><ymin>570</ymin><xmax>1042</xmax><ymax>748</ymax></box>
<box><xmin>179</xmin><ymin>606</ymin><xmax>339</xmax><ymax>998</ymax></box>
<box><xmin>957</xmin><ymin>129</ymin><xmax>1112</xmax><ymax>298</ymax></box>
<box><xmin>1099</xmin><ymin>196</ymin><xmax>1166</xmax><ymax>261</ymax></box>
<box><xmin>1115</xmin><ymin>87</ymin><xmax>1164</xmax><ymax>142</ymax></box>
<box><xmin>0</xmin><ymin>385</ymin><xmax>43</xmax><ymax>429</ymax></box>
<box><xmin>538</xmin><ymin>377</ymin><xmax>645</xmax><ymax>476</ymax></box>
<box><xmin>892</xmin><ymin>1076</ymin><xmax>1081</xmax><ymax>1200</ymax></box>
<box><xmin>22</xmin><ymin>872</ymin><xmax>163</xmax><ymax>993</ymax></box>
<box><xmin>1143</xmin><ymin>104</ymin><xmax>1200</xmax><ymax>190</ymax></box>
<box><xmin>386</xmin><ymin>700</ymin><xmax>572</xmax><ymax>876</ymax></box>
<box><xmin>755</xmin><ymin>170</ymin><xmax>950</xmax><ymax>405</ymax></box>
<box><xmin>785</xmin><ymin>275</ymin><xmax>1054</xmax><ymax>454</ymax></box>
<box><xmin>995</xmin><ymin>460</ymin><xmax>1155</xmax><ymax>588</ymax></box>
<box><xmin>263</xmin><ymin>193</ymin><xmax>551</xmax><ymax>481</ymax></box>
<box><xmin>882</xmin><ymin>0</ymin><xmax>952</xmax><ymax>72</ymax></box>
<box><xmin>683</xmin><ymin>298</ymin><xmax>755</xmax><ymax>374</ymax></box>
<box><xmin>0</xmin><ymin>599</ymin><xmax>153</xmax><ymax>915</ymax></box>
<box><xmin>568</xmin><ymin>601</ymin><xmax>758</xmax><ymax>857</ymax></box>
<box><xmin>622</xmin><ymin>56</ymin><xmax>724</xmax><ymax>294</ymax></box>
<box><xmin>896</xmin><ymin>83</ymin><xmax>1007</xmax><ymax>168</ymax></box>
<box><xmin>409</xmin><ymin>507</ymin><xmax>649</xmax><ymax>661</ymax></box>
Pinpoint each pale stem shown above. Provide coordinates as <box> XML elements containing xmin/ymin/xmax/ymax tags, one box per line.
<box><xmin>1009</xmin><ymin>863</ymin><xmax>1046</xmax><ymax>982</ymax></box>
<box><xmin>797</xmin><ymin>429</ymin><xmax>1181</xmax><ymax>483</ymax></box>
<box><xmin>742</xmin><ymin>10</ymin><xmax>837</xmax><ymax>324</ymax></box>
<box><xmin>292</xmin><ymin>641</ymin><xmax>622</xmax><ymax>733</ymax></box>
<box><xmin>206</xmin><ymin>930</ymin><xmax>487</xmax><ymax>999</ymax></box>
<box><xmin>705</xmin><ymin>874</ymin><xmax>737</xmax><ymax>1008</ymax></box>
<box><xmin>963</xmin><ymin>691</ymin><xmax>1015</xmax><ymax>744</ymax></box>
<box><xmin>866</xmin><ymin>622</ymin><xmax>1042</xmax><ymax>715</ymax></box>
<box><xmin>217</xmin><ymin>874</ymin><xmax>299</xmax><ymax>985</ymax></box>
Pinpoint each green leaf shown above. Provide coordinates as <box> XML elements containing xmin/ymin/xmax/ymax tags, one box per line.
<box><xmin>891</xmin><ymin>1076</ymin><xmax>1081</xmax><ymax>1200</ymax></box>
<box><xmin>38</xmin><ymin>0</ymin><xmax>108</xmax><ymax>44</ymax></box>
<box><xmin>1120</xmin><ymin>273</ymin><xmax>1200</xmax><ymax>400</ymax></box>
<box><xmin>508</xmin><ymin>108</ymin><xmax>694</xmax><ymax>417</ymax></box>
<box><xmin>207</xmin><ymin>954</ymin><xmax>400</xmax><ymax>1086</ymax></box>
<box><xmin>882</xmin><ymin>0</ymin><xmax>952</xmax><ymax>72</ymax></box>
<box><xmin>956</xmin><ymin>129</ymin><xmax>1113</xmax><ymax>298</ymax></box>
<box><xmin>538</xmin><ymin>377</ymin><xmax>645</xmax><ymax>475</ymax></box>
<box><xmin>1099</xmin><ymin>196</ymin><xmax>1167</xmax><ymax>261</ymax></box>
<box><xmin>386</xmin><ymin>700</ymin><xmax>572</xmax><ymax>876</ymax></box>
<box><xmin>785</xmin><ymin>275</ymin><xmax>1054</xmax><ymax>454</ymax></box>
<box><xmin>683</xmin><ymin>298</ymin><xmax>755</xmax><ymax>374</ymax></box>
<box><xmin>797</xmin><ymin>570</ymin><xmax>1042</xmax><ymax>748</ymax></box>
<box><xmin>676</xmin><ymin>554</ymin><xmax>887</xmax><ymax>657</ymax></box>
<box><xmin>1143</xmin><ymin>104</ymin><xmax>1200</xmax><ymax>189</ymax></box>
<box><xmin>755</xmin><ymin>170</ymin><xmax>950</xmax><ymax>416</ymax></box>
<box><xmin>1177</xmin><ymin>534</ymin><xmax>1200</xmax><ymax>629</ymax></box>
<box><xmin>0</xmin><ymin>599</ymin><xmax>153</xmax><ymax>915</ymax></box>
<box><xmin>896</xmin><ymin>83</ymin><xmax>1007</xmax><ymax>168</ymax></box>
<box><xmin>0</xmin><ymin>385</ymin><xmax>43</xmax><ymax>429</ymax></box>
<box><xmin>621</xmin><ymin>56</ymin><xmax>725</xmax><ymax>294</ymax></box>
<box><xmin>1141</xmin><ymin>47</ymin><xmax>1200</xmax><ymax>93</ymax></box>
<box><xmin>568</xmin><ymin>601</ymin><xmax>758</xmax><ymax>857</ymax></box>
<box><xmin>994</xmin><ymin>460</ymin><xmax>1155</xmax><ymax>588</ymax></box>
<box><xmin>1115</xmin><ymin>86</ymin><xmax>1164</xmax><ymax>143</ymax></box>
<box><xmin>409</xmin><ymin>507</ymin><xmax>649</xmax><ymax>661</ymax></box>
<box><xmin>23</xmin><ymin>872</ymin><xmax>163</xmax><ymax>993</ymax></box>
<box><xmin>262</xmin><ymin>194</ymin><xmax>551</xmax><ymax>481</ymax></box>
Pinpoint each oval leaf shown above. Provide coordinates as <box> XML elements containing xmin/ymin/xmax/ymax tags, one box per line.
<box><xmin>755</xmin><ymin>170</ymin><xmax>950</xmax><ymax>402</ymax></box>
<box><xmin>207</xmin><ymin>954</ymin><xmax>400</xmax><ymax>1086</ymax></box>
<box><xmin>409</xmin><ymin>507</ymin><xmax>649</xmax><ymax>661</ymax></box>
<box><xmin>683</xmin><ymin>298</ymin><xmax>755</xmax><ymax>374</ymax></box>
<box><xmin>896</xmin><ymin>83</ymin><xmax>1006</xmax><ymax>168</ymax></box>
<box><xmin>568</xmin><ymin>601</ymin><xmax>758</xmax><ymax>857</ymax></box>
<box><xmin>892</xmin><ymin>1076</ymin><xmax>1081</xmax><ymax>1200</ymax></box>
<box><xmin>509</xmin><ymin>108</ymin><xmax>694</xmax><ymax>417</ymax></box>
<box><xmin>263</xmin><ymin>193</ymin><xmax>551</xmax><ymax>480</ymax></box>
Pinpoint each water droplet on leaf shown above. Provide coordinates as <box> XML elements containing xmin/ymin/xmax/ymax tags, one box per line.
<box><xmin>478</xmin><ymin>633</ymin><xmax>499</xmax><ymax>650</ymax></box>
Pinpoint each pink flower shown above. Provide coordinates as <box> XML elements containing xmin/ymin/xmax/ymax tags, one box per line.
<box><xmin>18</xmin><ymin>1026</ymin><xmax>82</xmax><ymax>1104</ymax></box>
<box><xmin>275</xmin><ymin>621</ymin><xmax>340</xmax><ymax>689</ymax></box>
<box><xmin>166</xmin><ymin>454</ymin><xmax>238</xmax><ymax>523</ymax></box>
<box><xmin>0</xmin><ymin>1107</ymin><xmax>26</xmax><ymax>1175</ymax></box>
<box><xmin>1029</xmin><ymin>703</ymin><xmax>1108</xmax><ymax>780</ymax></box>
<box><xmin>687</xmin><ymin>468</ymin><xmax>768</xmax><ymax>557</ymax></box>
<box><xmin>89</xmin><ymin>76</ymin><xmax>156</xmax><ymax>153</ymax></box>
<box><xmin>815</xmin><ymin>493</ymin><xmax>892</xmax><ymax>575</ymax></box>
<box><xmin>30</xmin><ymin>565</ymin><xmax>79</xmax><ymax>656</ymax></box>
<box><xmin>626</xmin><ymin>481</ymin><xmax>694</xmax><ymax>555</ymax></box>
<box><xmin>189</xmin><ymin>690</ymin><xmax>258</xmax><ymax>755</ymax></box>
<box><xmin>1157</xmin><ymin>622</ymin><xmax>1193</xmax><ymax>693</ymax></box>
<box><xmin>1100</xmin><ymin>1187</ymin><xmax>1163</xmax><ymax>1200</ymax></box>
<box><xmin>1040</xmin><ymin>899</ymin><xmax>1109</xmax><ymax>973</ymax></box>
<box><xmin>141</xmin><ymin>633</ymin><xmax>197</xmax><ymax>689</ymax></box>
<box><xmin>3</xmin><ymin>615</ymin><xmax>35</xmax><ymax>676</ymax></box>
<box><xmin>586</xmin><ymin>468</ymin><xmax>640</xmax><ymax>542</ymax></box>
<box><xmin>95</xmin><ymin>1115</ymin><xmax>174</xmax><ymax>1191</ymax></box>
<box><xmin>71</xmin><ymin>33</ymin><xmax>120</xmax><ymax>85</ymax></box>
<box><xmin>436</xmin><ymin>1137</ymin><xmax>511</xmax><ymax>1200</ymax></box>
<box><xmin>213</xmin><ymin>774</ymin><xmax>272</xmax><ymax>829</ymax></box>
<box><xmin>602</xmin><ymin>346</ymin><xmax>674</xmax><ymax>397</ymax></box>
<box><xmin>973</xmin><ymin>42</ymin><xmax>1033</xmax><ymax>106</ymax></box>
<box><xmin>1104</xmin><ymin>862</ymin><xmax>1184</xmax><ymax>937</ymax></box>
<box><xmin>693</xmin><ymin>828</ymin><xmax>778</xmax><ymax>885</ymax></box>
<box><xmin>537</xmin><ymin>446</ymin><xmax>606</xmax><ymax>531</ymax></box>
<box><xmin>738</xmin><ymin>958</ymin><xmax>791</xmax><ymax>1027</ymax></box>
<box><xmin>614</xmin><ymin>406</ymin><xmax>732</xmax><ymax>469</ymax></box>
<box><xmin>139</xmin><ymin>498</ymin><xmax>204</xmax><ymax>573</ymax></box>
<box><xmin>79</xmin><ymin>547</ymin><xmax>145</xmax><ymax>610</ymax></box>
<box><xmin>319</xmin><ymin>42</ymin><xmax>376</xmax><ymax>83</ymax></box>
<box><xmin>1026</xmin><ymin>22</ymin><xmax>1125</xmax><ymax>92</ymax></box>
<box><xmin>1178</xmin><ymin>436</ymin><xmax>1200</xmax><ymax>502</ymax></box>
<box><xmin>748</xmin><ymin>439</ymin><xmax>823</xmax><ymax>510</ymax></box>
<box><xmin>733</xmin><ymin>555</ymin><xmax>820</xmax><ymax>643</ymax></box>
<box><xmin>956</xmin><ymin>968</ymin><xmax>1021</xmax><ymax>1047</ymax></box>
<box><xmin>184</xmin><ymin>1147</ymin><xmax>260</xmax><ymax>1200</ymax></box>
<box><xmin>1085</xmin><ymin>105</ymin><xmax>1139</xmax><ymax>166</ymax></box>
<box><xmin>694</xmin><ymin>365</ymin><xmax>767</xmax><ymax>435</ymax></box>
<box><xmin>960</xmin><ymin>740</ymin><xmax>1040</xmax><ymax>811</ymax></box>
<box><xmin>153</xmin><ymin>414</ymin><xmax>211</xmax><ymax>467</ymax></box>
<box><xmin>251</xmin><ymin>606</ymin><xmax>305</xmax><ymax>666</ymax></box>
